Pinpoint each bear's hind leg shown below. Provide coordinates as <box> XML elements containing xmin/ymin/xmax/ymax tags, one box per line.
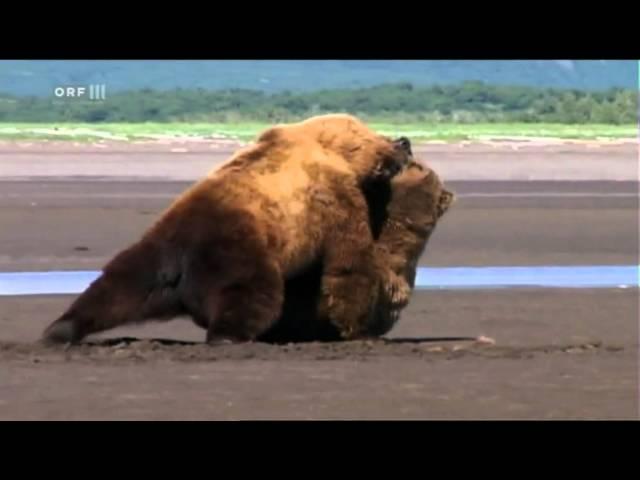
<box><xmin>42</xmin><ymin>266</ymin><xmax>181</xmax><ymax>345</ymax></box>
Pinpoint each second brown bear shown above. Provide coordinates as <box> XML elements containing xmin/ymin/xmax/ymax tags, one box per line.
<box><xmin>260</xmin><ymin>160</ymin><xmax>456</xmax><ymax>343</ymax></box>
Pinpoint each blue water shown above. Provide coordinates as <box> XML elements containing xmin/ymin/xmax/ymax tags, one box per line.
<box><xmin>0</xmin><ymin>266</ymin><xmax>638</xmax><ymax>296</ymax></box>
<box><xmin>414</xmin><ymin>265</ymin><xmax>639</xmax><ymax>290</ymax></box>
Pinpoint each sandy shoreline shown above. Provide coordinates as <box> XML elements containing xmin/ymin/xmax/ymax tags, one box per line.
<box><xmin>1</xmin><ymin>137</ymin><xmax>637</xmax><ymax>152</ymax></box>
<box><xmin>1</xmin><ymin>139</ymin><xmax>637</xmax><ymax>182</ymax></box>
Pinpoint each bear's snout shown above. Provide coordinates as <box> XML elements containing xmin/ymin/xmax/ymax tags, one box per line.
<box><xmin>394</xmin><ymin>137</ymin><xmax>413</xmax><ymax>156</ymax></box>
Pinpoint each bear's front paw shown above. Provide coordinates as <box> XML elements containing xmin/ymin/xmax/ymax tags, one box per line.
<box><xmin>384</xmin><ymin>272</ymin><xmax>411</xmax><ymax>309</ymax></box>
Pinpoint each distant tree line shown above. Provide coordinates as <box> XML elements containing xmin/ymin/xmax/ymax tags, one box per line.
<box><xmin>0</xmin><ymin>82</ymin><xmax>636</xmax><ymax>124</ymax></box>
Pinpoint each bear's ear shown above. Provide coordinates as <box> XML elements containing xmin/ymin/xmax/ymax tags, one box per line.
<box><xmin>437</xmin><ymin>188</ymin><xmax>455</xmax><ymax>218</ymax></box>
<box><xmin>407</xmin><ymin>160</ymin><xmax>425</xmax><ymax>171</ymax></box>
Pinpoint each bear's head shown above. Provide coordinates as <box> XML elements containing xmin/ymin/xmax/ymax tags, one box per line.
<box><xmin>269</xmin><ymin>114</ymin><xmax>413</xmax><ymax>182</ymax></box>
<box><xmin>384</xmin><ymin>159</ymin><xmax>455</xmax><ymax>254</ymax></box>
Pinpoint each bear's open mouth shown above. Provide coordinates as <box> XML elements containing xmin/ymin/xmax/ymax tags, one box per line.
<box><xmin>373</xmin><ymin>160</ymin><xmax>404</xmax><ymax>179</ymax></box>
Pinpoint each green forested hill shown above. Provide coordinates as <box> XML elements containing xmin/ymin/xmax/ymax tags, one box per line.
<box><xmin>0</xmin><ymin>60</ymin><xmax>636</xmax><ymax>96</ymax></box>
<box><xmin>0</xmin><ymin>82</ymin><xmax>636</xmax><ymax>124</ymax></box>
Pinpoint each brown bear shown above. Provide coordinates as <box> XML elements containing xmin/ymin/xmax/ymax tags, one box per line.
<box><xmin>41</xmin><ymin>114</ymin><xmax>412</xmax><ymax>345</ymax></box>
<box><xmin>258</xmin><ymin>159</ymin><xmax>455</xmax><ymax>343</ymax></box>
<box><xmin>364</xmin><ymin>160</ymin><xmax>455</xmax><ymax>337</ymax></box>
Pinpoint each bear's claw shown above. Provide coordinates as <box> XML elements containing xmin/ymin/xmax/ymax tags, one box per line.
<box><xmin>385</xmin><ymin>272</ymin><xmax>411</xmax><ymax>309</ymax></box>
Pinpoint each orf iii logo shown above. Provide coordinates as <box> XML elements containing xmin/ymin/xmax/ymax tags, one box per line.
<box><xmin>53</xmin><ymin>84</ymin><xmax>107</xmax><ymax>101</ymax></box>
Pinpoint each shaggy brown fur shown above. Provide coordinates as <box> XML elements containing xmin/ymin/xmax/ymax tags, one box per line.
<box><xmin>259</xmin><ymin>160</ymin><xmax>455</xmax><ymax>343</ymax></box>
<box><xmin>41</xmin><ymin>114</ymin><xmax>412</xmax><ymax>345</ymax></box>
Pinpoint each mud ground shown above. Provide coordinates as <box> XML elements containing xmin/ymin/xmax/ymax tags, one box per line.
<box><xmin>0</xmin><ymin>142</ymin><xmax>638</xmax><ymax>420</ymax></box>
<box><xmin>1</xmin><ymin>288</ymin><xmax>637</xmax><ymax>420</ymax></box>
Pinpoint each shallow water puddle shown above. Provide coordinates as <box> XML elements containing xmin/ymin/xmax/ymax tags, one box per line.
<box><xmin>0</xmin><ymin>265</ymin><xmax>638</xmax><ymax>296</ymax></box>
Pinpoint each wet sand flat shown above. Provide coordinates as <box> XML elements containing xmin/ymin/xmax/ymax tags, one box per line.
<box><xmin>0</xmin><ymin>289</ymin><xmax>637</xmax><ymax>420</ymax></box>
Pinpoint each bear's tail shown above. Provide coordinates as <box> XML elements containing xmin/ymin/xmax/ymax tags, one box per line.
<box><xmin>42</xmin><ymin>238</ymin><xmax>186</xmax><ymax>344</ymax></box>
